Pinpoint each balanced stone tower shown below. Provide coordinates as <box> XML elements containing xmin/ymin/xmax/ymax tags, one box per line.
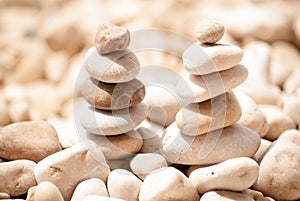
<box><xmin>162</xmin><ymin>20</ymin><xmax>261</xmax><ymax>165</ymax></box>
<box><xmin>80</xmin><ymin>22</ymin><xmax>148</xmax><ymax>160</ymax></box>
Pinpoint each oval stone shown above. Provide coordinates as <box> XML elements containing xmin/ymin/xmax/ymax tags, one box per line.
<box><xmin>81</xmin><ymin>77</ymin><xmax>145</xmax><ymax>110</ymax></box>
<box><xmin>176</xmin><ymin>91</ymin><xmax>242</xmax><ymax>136</ymax></box>
<box><xmin>84</xmin><ymin>47</ymin><xmax>140</xmax><ymax>83</ymax></box>
<box><xmin>162</xmin><ymin>123</ymin><xmax>260</xmax><ymax>165</ymax></box>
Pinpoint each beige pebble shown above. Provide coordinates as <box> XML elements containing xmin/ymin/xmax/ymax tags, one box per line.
<box><xmin>177</xmin><ymin>64</ymin><xmax>248</xmax><ymax>103</ymax></box>
<box><xmin>235</xmin><ymin>91</ymin><xmax>269</xmax><ymax>137</ymax></box>
<box><xmin>34</xmin><ymin>143</ymin><xmax>110</xmax><ymax>201</ymax></box>
<box><xmin>162</xmin><ymin>123</ymin><xmax>260</xmax><ymax>165</ymax></box>
<box><xmin>26</xmin><ymin>186</ymin><xmax>36</xmax><ymax>201</ymax></box>
<box><xmin>183</xmin><ymin>43</ymin><xmax>243</xmax><ymax>75</ymax></box>
<box><xmin>195</xmin><ymin>20</ymin><xmax>225</xmax><ymax>44</ymax></box>
<box><xmin>81</xmin><ymin>77</ymin><xmax>145</xmax><ymax>110</ymax></box>
<box><xmin>71</xmin><ymin>178</ymin><xmax>108</xmax><ymax>201</ymax></box>
<box><xmin>85</xmin><ymin>47</ymin><xmax>140</xmax><ymax>83</ymax></box>
<box><xmin>8</xmin><ymin>100</ymin><xmax>30</xmax><ymax>122</ymax></box>
<box><xmin>139</xmin><ymin>167</ymin><xmax>199</xmax><ymax>201</ymax></box>
<box><xmin>0</xmin><ymin>121</ymin><xmax>62</xmax><ymax>162</ymax></box>
<box><xmin>94</xmin><ymin>22</ymin><xmax>130</xmax><ymax>54</ymax></box>
<box><xmin>107</xmin><ymin>169</ymin><xmax>142</xmax><ymax>201</ymax></box>
<box><xmin>0</xmin><ymin>192</ymin><xmax>10</xmax><ymax>199</ymax></box>
<box><xmin>79</xmin><ymin>100</ymin><xmax>148</xmax><ymax>136</ymax></box>
<box><xmin>176</xmin><ymin>91</ymin><xmax>242</xmax><ymax>136</ymax></box>
<box><xmin>34</xmin><ymin>181</ymin><xmax>64</xmax><ymax>201</ymax></box>
<box><xmin>252</xmin><ymin>139</ymin><xmax>272</xmax><ymax>162</ymax></box>
<box><xmin>253</xmin><ymin>140</ymin><xmax>300</xmax><ymax>200</ymax></box>
<box><xmin>0</xmin><ymin>97</ymin><xmax>11</xmax><ymax>126</ymax></box>
<box><xmin>86</xmin><ymin>130</ymin><xmax>143</xmax><ymax>160</ymax></box>
<box><xmin>259</xmin><ymin>105</ymin><xmax>296</xmax><ymax>141</ymax></box>
<box><xmin>189</xmin><ymin>157</ymin><xmax>259</xmax><ymax>194</ymax></box>
<box><xmin>241</xmin><ymin>189</ymin><xmax>264</xmax><ymax>200</ymax></box>
<box><xmin>83</xmin><ymin>195</ymin><xmax>125</xmax><ymax>201</ymax></box>
<box><xmin>281</xmin><ymin>94</ymin><xmax>300</xmax><ymax>126</ymax></box>
<box><xmin>0</xmin><ymin>160</ymin><xmax>36</xmax><ymax>196</ymax></box>
<box><xmin>130</xmin><ymin>153</ymin><xmax>168</xmax><ymax>180</ymax></box>
<box><xmin>144</xmin><ymin>85</ymin><xmax>181</xmax><ymax>127</ymax></box>
<box><xmin>283</xmin><ymin>68</ymin><xmax>300</xmax><ymax>95</ymax></box>
<box><xmin>278</xmin><ymin>129</ymin><xmax>300</xmax><ymax>146</ymax></box>
<box><xmin>200</xmin><ymin>190</ymin><xmax>254</xmax><ymax>201</ymax></box>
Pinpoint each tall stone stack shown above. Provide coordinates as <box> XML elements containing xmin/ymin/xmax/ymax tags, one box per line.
<box><xmin>80</xmin><ymin>22</ymin><xmax>148</xmax><ymax>160</ymax></box>
<box><xmin>162</xmin><ymin>20</ymin><xmax>261</xmax><ymax>165</ymax></box>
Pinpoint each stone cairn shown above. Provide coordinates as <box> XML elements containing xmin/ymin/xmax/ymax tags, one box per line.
<box><xmin>80</xmin><ymin>22</ymin><xmax>148</xmax><ymax>161</ymax></box>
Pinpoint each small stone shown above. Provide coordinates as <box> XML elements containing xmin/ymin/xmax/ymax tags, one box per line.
<box><xmin>83</xmin><ymin>195</ymin><xmax>125</xmax><ymax>201</ymax></box>
<box><xmin>200</xmin><ymin>190</ymin><xmax>254</xmax><ymax>201</ymax></box>
<box><xmin>139</xmin><ymin>167</ymin><xmax>199</xmax><ymax>201</ymax></box>
<box><xmin>162</xmin><ymin>123</ymin><xmax>260</xmax><ymax>165</ymax></box>
<box><xmin>34</xmin><ymin>143</ymin><xmax>110</xmax><ymax>201</ymax></box>
<box><xmin>130</xmin><ymin>153</ymin><xmax>168</xmax><ymax>180</ymax></box>
<box><xmin>252</xmin><ymin>139</ymin><xmax>272</xmax><ymax>162</ymax></box>
<box><xmin>0</xmin><ymin>192</ymin><xmax>10</xmax><ymax>199</ymax></box>
<box><xmin>253</xmin><ymin>140</ymin><xmax>300</xmax><ymax>200</ymax></box>
<box><xmin>81</xmin><ymin>77</ymin><xmax>145</xmax><ymax>110</ymax></box>
<box><xmin>278</xmin><ymin>129</ymin><xmax>300</xmax><ymax>146</ymax></box>
<box><xmin>107</xmin><ymin>169</ymin><xmax>142</xmax><ymax>201</ymax></box>
<box><xmin>94</xmin><ymin>22</ymin><xmax>130</xmax><ymax>54</ymax></box>
<box><xmin>86</xmin><ymin>130</ymin><xmax>143</xmax><ymax>160</ymax></box>
<box><xmin>195</xmin><ymin>20</ymin><xmax>225</xmax><ymax>44</ymax></box>
<box><xmin>176</xmin><ymin>91</ymin><xmax>242</xmax><ymax>136</ymax></box>
<box><xmin>71</xmin><ymin>178</ymin><xmax>108</xmax><ymax>201</ymax></box>
<box><xmin>84</xmin><ymin>47</ymin><xmax>140</xmax><ymax>83</ymax></box>
<box><xmin>0</xmin><ymin>160</ymin><xmax>37</xmax><ymax>196</ymax></box>
<box><xmin>34</xmin><ymin>181</ymin><xmax>64</xmax><ymax>201</ymax></box>
<box><xmin>183</xmin><ymin>43</ymin><xmax>243</xmax><ymax>75</ymax></box>
<box><xmin>189</xmin><ymin>157</ymin><xmax>259</xmax><ymax>194</ymax></box>
<box><xmin>177</xmin><ymin>64</ymin><xmax>248</xmax><ymax>103</ymax></box>
<box><xmin>0</xmin><ymin>121</ymin><xmax>62</xmax><ymax>162</ymax></box>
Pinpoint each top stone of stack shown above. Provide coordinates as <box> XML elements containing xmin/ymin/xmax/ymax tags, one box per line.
<box><xmin>195</xmin><ymin>19</ymin><xmax>225</xmax><ymax>44</ymax></box>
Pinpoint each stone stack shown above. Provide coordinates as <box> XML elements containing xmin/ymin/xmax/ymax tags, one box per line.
<box><xmin>80</xmin><ymin>22</ymin><xmax>148</xmax><ymax>160</ymax></box>
<box><xmin>162</xmin><ymin>20</ymin><xmax>261</xmax><ymax>165</ymax></box>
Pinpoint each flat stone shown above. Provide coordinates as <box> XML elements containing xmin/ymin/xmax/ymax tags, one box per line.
<box><xmin>177</xmin><ymin>64</ymin><xmax>248</xmax><ymax>102</ymax></box>
<box><xmin>84</xmin><ymin>47</ymin><xmax>140</xmax><ymax>83</ymax></box>
<box><xmin>0</xmin><ymin>160</ymin><xmax>36</xmax><ymax>196</ymax></box>
<box><xmin>200</xmin><ymin>191</ymin><xmax>254</xmax><ymax>201</ymax></box>
<box><xmin>86</xmin><ymin>130</ymin><xmax>143</xmax><ymax>160</ymax></box>
<box><xmin>94</xmin><ymin>22</ymin><xmax>130</xmax><ymax>54</ymax></box>
<box><xmin>34</xmin><ymin>181</ymin><xmax>64</xmax><ymax>201</ymax></box>
<box><xmin>162</xmin><ymin>123</ymin><xmax>260</xmax><ymax>165</ymax></box>
<box><xmin>34</xmin><ymin>143</ymin><xmax>110</xmax><ymax>201</ymax></box>
<box><xmin>176</xmin><ymin>91</ymin><xmax>242</xmax><ymax>136</ymax></box>
<box><xmin>79</xmin><ymin>100</ymin><xmax>148</xmax><ymax>136</ymax></box>
<box><xmin>0</xmin><ymin>121</ymin><xmax>62</xmax><ymax>162</ymax></box>
<box><xmin>139</xmin><ymin>167</ymin><xmax>199</xmax><ymax>201</ymax></box>
<box><xmin>81</xmin><ymin>77</ymin><xmax>145</xmax><ymax>110</ymax></box>
<box><xmin>189</xmin><ymin>157</ymin><xmax>259</xmax><ymax>194</ymax></box>
<box><xmin>195</xmin><ymin>20</ymin><xmax>225</xmax><ymax>44</ymax></box>
<box><xmin>183</xmin><ymin>43</ymin><xmax>243</xmax><ymax>75</ymax></box>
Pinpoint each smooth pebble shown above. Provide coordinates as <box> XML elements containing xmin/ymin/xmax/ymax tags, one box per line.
<box><xmin>195</xmin><ymin>20</ymin><xmax>225</xmax><ymax>43</ymax></box>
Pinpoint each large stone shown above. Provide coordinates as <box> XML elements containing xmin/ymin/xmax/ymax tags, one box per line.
<box><xmin>162</xmin><ymin>123</ymin><xmax>260</xmax><ymax>165</ymax></box>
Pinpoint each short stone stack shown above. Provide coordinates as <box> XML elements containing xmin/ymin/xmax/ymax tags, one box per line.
<box><xmin>162</xmin><ymin>20</ymin><xmax>261</xmax><ymax>165</ymax></box>
<box><xmin>80</xmin><ymin>22</ymin><xmax>148</xmax><ymax>160</ymax></box>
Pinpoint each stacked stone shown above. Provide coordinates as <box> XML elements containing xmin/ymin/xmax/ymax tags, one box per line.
<box><xmin>80</xmin><ymin>22</ymin><xmax>148</xmax><ymax>160</ymax></box>
<box><xmin>162</xmin><ymin>20</ymin><xmax>261</xmax><ymax>166</ymax></box>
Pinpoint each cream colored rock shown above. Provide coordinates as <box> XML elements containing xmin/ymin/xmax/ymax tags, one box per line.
<box><xmin>71</xmin><ymin>178</ymin><xmax>108</xmax><ymax>201</ymax></box>
<box><xmin>200</xmin><ymin>190</ymin><xmax>254</xmax><ymax>201</ymax></box>
<box><xmin>130</xmin><ymin>153</ymin><xmax>168</xmax><ymax>180</ymax></box>
<box><xmin>144</xmin><ymin>85</ymin><xmax>181</xmax><ymax>127</ymax></box>
<box><xmin>259</xmin><ymin>105</ymin><xmax>296</xmax><ymax>141</ymax></box>
<box><xmin>26</xmin><ymin>186</ymin><xmax>36</xmax><ymax>201</ymax></box>
<box><xmin>83</xmin><ymin>195</ymin><xmax>125</xmax><ymax>201</ymax></box>
<box><xmin>254</xmin><ymin>140</ymin><xmax>300</xmax><ymax>200</ymax></box>
<box><xmin>235</xmin><ymin>91</ymin><xmax>269</xmax><ymax>137</ymax></box>
<box><xmin>8</xmin><ymin>100</ymin><xmax>30</xmax><ymax>122</ymax></box>
<box><xmin>177</xmin><ymin>64</ymin><xmax>248</xmax><ymax>102</ymax></box>
<box><xmin>34</xmin><ymin>181</ymin><xmax>64</xmax><ymax>201</ymax></box>
<box><xmin>0</xmin><ymin>160</ymin><xmax>36</xmax><ymax>196</ymax></box>
<box><xmin>283</xmin><ymin>69</ymin><xmax>300</xmax><ymax>95</ymax></box>
<box><xmin>176</xmin><ymin>91</ymin><xmax>242</xmax><ymax>136</ymax></box>
<box><xmin>241</xmin><ymin>189</ymin><xmax>264</xmax><ymax>201</ymax></box>
<box><xmin>139</xmin><ymin>167</ymin><xmax>199</xmax><ymax>201</ymax></box>
<box><xmin>278</xmin><ymin>129</ymin><xmax>300</xmax><ymax>146</ymax></box>
<box><xmin>183</xmin><ymin>43</ymin><xmax>243</xmax><ymax>75</ymax></box>
<box><xmin>162</xmin><ymin>123</ymin><xmax>260</xmax><ymax>165</ymax></box>
<box><xmin>34</xmin><ymin>143</ymin><xmax>110</xmax><ymax>201</ymax></box>
<box><xmin>253</xmin><ymin>139</ymin><xmax>272</xmax><ymax>162</ymax></box>
<box><xmin>84</xmin><ymin>47</ymin><xmax>140</xmax><ymax>83</ymax></box>
<box><xmin>107</xmin><ymin>169</ymin><xmax>142</xmax><ymax>201</ymax></box>
<box><xmin>86</xmin><ymin>130</ymin><xmax>143</xmax><ymax>160</ymax></box>
<box><xmin>79</xmin><ymin>101</ymin><xmax>148</xmax><ymax>136</ymax></box>
<box><xmin>195</xmin><ymin>20</ymin><xmax>225</xmax><ymax>43</ymax></box>
<box><xmin>281</xmin><ymin>94</ymin><xmax>300</xmax><ymax>126</ymax></box>
<box><xmin>0</xmin><ymin>121</ymin><xmax>62</xmax><ymax>162</ymax></box>
<box><xmin>189</xmin><ymin>157</ymin><xmax>259</xmax><ymax>194</ymax></box>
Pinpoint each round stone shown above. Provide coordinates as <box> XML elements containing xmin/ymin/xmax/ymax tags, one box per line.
<box><xmin>195</xmin><ymin>20</ymin><xmax>225</xmax><ymax>44</ymax></box>
<box><xmin>81</xmin><ymin>77</ymin><xmax>145</xmax><ymax>110</ymax></box>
